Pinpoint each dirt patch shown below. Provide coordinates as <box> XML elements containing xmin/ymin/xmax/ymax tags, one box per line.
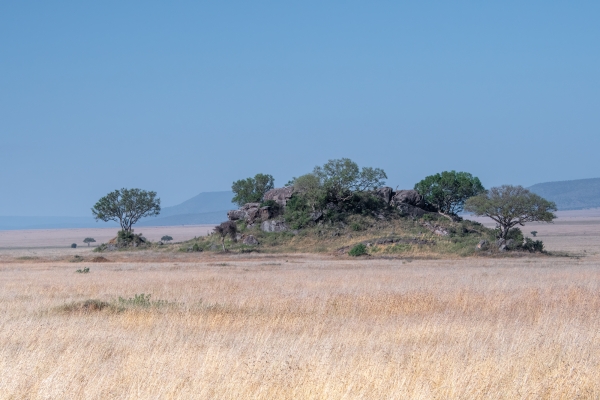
<box><xmin>91</xmin><ymin>256</ymin><xmax>111</xmax><ymax>263</ymax></box>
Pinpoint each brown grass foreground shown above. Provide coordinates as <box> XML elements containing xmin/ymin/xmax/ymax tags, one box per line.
<box><xmin>1</xmin><ymin>251</ymin><xmax>600</xmax><ymax>399</ymax></box>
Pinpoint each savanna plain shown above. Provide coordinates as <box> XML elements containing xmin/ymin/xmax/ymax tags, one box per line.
<box><xmin>1</xmin><ymin>211</ymin><xmax>600</xmax><ymax>399</ymax></box>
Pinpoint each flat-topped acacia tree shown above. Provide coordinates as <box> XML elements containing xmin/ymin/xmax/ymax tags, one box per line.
<box><xmin>464</xmin><ymin>185</ymin><xmax>556</xmax><ymax>239</ymax></box>
<box><xmin>92</xmin><ymin>188</ymin><xmax>161</xmax><ymax>233</ymax></box>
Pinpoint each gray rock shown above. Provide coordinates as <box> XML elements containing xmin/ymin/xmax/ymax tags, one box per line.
<box><xmin>261</xmin><ymin>220</ymin><xmax>289</xmax><ymax>232</ymax></box>
<box><xmin>260</xmin><ymin>206</ymin><xmax>273</xmax><ymax>221</ymax></box>
<box><xmin>309</xmin><ymin>211</ymin><xmax>323</xmax><ymax>222</ymax></box>
<box><xmin>396</xmin><ymin>203</ymin><xmax>436</xmax><ymax>218</ymax></box>
<box><xmin>263</xmin><ymin>187</ymin><xmax>295</xmax><ymax>207</ymax></box>
<box><xmin>246</xmin><ymin>207</ymin><xmax>260</xmax><ymax>224</ymax></box>
<box><xmin>242</xmin><ymin>235</ymin><xmax>259</xmax><ymax>245</ymax></box>
<box><xmin>476</xmin><ymin>240</ymin><xmax>488</xmax><ymax>250</ymax></box>
<box><xmin>375</xmin><ymin>187</ymin><xmax>394</xmax><ymax>204</ymax></box>
<box><xmin>242</xmin><ymin>202</ymin><xmax>261</xmax><ymax>210</ymax></box>
<box><xmin>391</xmin><ymin>190</ymin><xmax>426</xmax><ymax>208</ymax></box>
<box><xmin>227</xmin><ymin>209</ymin><xmax>247</xmax><ymax>221</ymax></box>
<box><xmin>421</xmin><ymin>221</ymin><xmax>449</xmax><ymax>236</ymax></box>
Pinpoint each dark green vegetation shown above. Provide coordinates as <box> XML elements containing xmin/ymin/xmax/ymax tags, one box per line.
<box><xmin>92</xmin><ymin>188</ymin><xmax>161</xmax><ymax>233</ymax></box>
<box><xmin>83</xmin><ymin>237</ymin><xmax>96</xmax><ymax>246</ymax></box>
<box><xmin>284</xmin><ymin>159</ymin><xmax>390</xmax><ymax>229</ymax></box>
<box><xmin>465</xmin><ymin>185</ymin><xmax>557</xmax><ymax>239</ymax></box>
<box><xmin>232</xmin><ymin>174</ymin><xmax>275</xmax><ymax>206</ymax></box>
<box><xmin>414</xmin><ymin>171</ymin><xmax>485</xmax><ymax>217</ymax></box>
<box><xmin>528</xmin><ymin>177</ymin><xmax>600</xmax><ymax>210</ymax></box>
<box><xmin>161</xmin><ymin>235</ymin><xmax>173</xmax><ymax>243</ymax></box>
<box><xmin>349</xmin><ymin>243</ymin><xmax>368</xmax><ymax>257</ymax></box>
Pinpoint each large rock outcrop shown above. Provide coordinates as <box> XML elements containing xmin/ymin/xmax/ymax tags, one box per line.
<box><xmin>260</xmin><ymin>219</ymin><xmax>289</xmax><ymax>232</ymax></box>
<box><xmin>227</xmin><ymin>202</ymin><xmax>276</xmax><ymax>225</ymax></box>
<box><xmin>375</xmin><ymin>187</ymin><xmax>394</xmax><ymax>204</ymax></box>
<box><xmin>391</xmin><ymin>190</ymin><xmax>426</xmax><ymax>208</ymax></box>
<box><xmin>263</xmin><ymin>187</ymin><xmax>295</xmax><ymax>207</ymax></box>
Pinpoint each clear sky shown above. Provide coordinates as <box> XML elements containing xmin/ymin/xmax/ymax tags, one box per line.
<box><xmin>1</xmin><ymin>1</ymin><xmax>599</xmax><ymax>216</ymax></box>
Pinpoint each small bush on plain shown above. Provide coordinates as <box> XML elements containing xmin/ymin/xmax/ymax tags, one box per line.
<box><xmin>349</xmin><ymin>243</ymin><xmax>368</xmax><ymax>256</ymax></box>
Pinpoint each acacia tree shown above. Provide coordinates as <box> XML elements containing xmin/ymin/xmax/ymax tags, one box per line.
<box><xmin>312</xmin><ymin>158</ymin><xmax>387</xmax><ymax>204</ymax></box>
<box><xmin>83</xmin><ymin>237</ymin><xmax>96</xmax><ymax>247</ymax></box>
<box><xmin>92</xmin><ymin>188</ymin><xmax>160</xmax><ymax>233</ymax></box>
<box><xmin>161</xmin><ymin>235</ymin><xmax>173</xmax><ymax>243</ymax></box>
<box><xmin>213</xmin><ymin>221</ymin><xmax>238</xmax><ymax>251</ymax></box>
<box><xmin>464</xmin><ymin>185</ymin><xmax>557</xmax><ymax>239</ymax></box>
<box><xmin>231</xmin><ymin>173</ymin><xmax>275</xmax><ymax>206</ymax></box>
<box><xmin>414</xmin><ymin>171</ymin><xmax>485</xmax><ymax>217</ymax></box>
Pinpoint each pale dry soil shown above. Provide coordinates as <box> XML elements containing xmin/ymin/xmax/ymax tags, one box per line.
<box><xmin>1</xmin><ymin>215</ymin><xmax>600</xmax><ymax>399</ymax></box>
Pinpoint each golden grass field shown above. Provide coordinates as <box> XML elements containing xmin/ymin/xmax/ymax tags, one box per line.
<box><xmin>1</xmin><ymin>212</ymin><xmax>599</xmax><ymax>399</ymax></box>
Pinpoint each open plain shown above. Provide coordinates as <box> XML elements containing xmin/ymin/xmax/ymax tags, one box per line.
<box><xmin>1</xmin><ymin>212</ymin><xmax>600</xmax><ymax>399</ymax></box>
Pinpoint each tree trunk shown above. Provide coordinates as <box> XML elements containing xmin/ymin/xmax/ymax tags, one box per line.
<box><xmin>221</xmin><ymin>237</ymin><xmax>225</xmax><ymax>251</ymax></box>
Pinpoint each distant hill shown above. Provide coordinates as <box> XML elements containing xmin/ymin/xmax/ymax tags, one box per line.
<box><xmin>0</xmin><ymin>216</ymin><xmax>117</xmax><ymax>230</ymax></box>
<box><xmin>157</xmin><ymin>191</ymin><xmax>235</xmax><ymax>217</ymax></box>
<box><xmin>137</xmin><ymin>211</ymin><xmax>229</xmax><ymax>226</ymax></box>
<box><xmin>528</xmin><ymin>178</ymin><xmax>600</xmax><ymax>210</ymax></box>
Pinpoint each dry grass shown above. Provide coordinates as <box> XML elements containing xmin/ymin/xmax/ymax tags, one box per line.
<box><xmin>1</xmin><ymin>253</ymin><xmax>600</xmax><ymax>399</ymax></box>
<box><xmin>1</xmin><ymin>215</ymin><xmax>600</xmax><ymax>399</ymax></box>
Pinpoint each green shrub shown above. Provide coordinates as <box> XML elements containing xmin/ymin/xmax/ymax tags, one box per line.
<box><xmin>75</xmin><ymin>267</ymin><xmax>90</xmax><ymax>273</ymax></box>
<box><xmin>349</xmin><ymin>243</ymin><xmax>368</xmax><ymax>256</ymax></box>
<box><xmin>118</xmin><ymin>293</ymin><xmax>171</xmax><ymax>308</ymax></box>
<box><xmin>71</xmin><ymin>243</ymin><xmax>77</xmax><ymax>248</ymax></box>
<box><xmin>522</xmin><ymin>238</ymin><xmax>544</xmax><ymax>252</ymax></box>
<box><xmin>350</xmin><ymin>222</ymin><xmax>363</xmax><ymax>231</ymax></box>
<box><xmin>284</xmin><ymin>194</ymin><xmax>314</xmax><ymax>229</ymax></box>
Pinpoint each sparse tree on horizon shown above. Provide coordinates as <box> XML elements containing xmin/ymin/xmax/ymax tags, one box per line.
<box><xmin>92</xmin><ymin>188</ymin><xmax>161</xmax><ymax>233</ymax></box>
<box><xmin>83</xmin><ymin>237</ymin><xmax>96</xmax><ymax>247</ymax></box>
<box><xmin>464</xmin><ymin>185</ymin><xmax>557</xmax><ymax>239</ymax></box>
<box><xmin>161</xmin><ymin>235</ymin><xmax>173</xmax><ymax>243</ymax></box>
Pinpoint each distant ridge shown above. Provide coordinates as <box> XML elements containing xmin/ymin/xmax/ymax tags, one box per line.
<box><xmin>137</xmin><ymin>211</ymin><xmax>229</xmax><ymax>226</ymax></box>
<box><xmin>0</xmin><ymin>191</ymin><xmax>235</xmax><ymax>230</ymax></box>
<box><xmin>156</xmin><ymin>191</ymin><xmax>235</xmax><ymax>218</ymax></box>
<box><xmin>528</xmin><ymin>178</ymin><xmax>600</xmax><ymax>210</ymax></box>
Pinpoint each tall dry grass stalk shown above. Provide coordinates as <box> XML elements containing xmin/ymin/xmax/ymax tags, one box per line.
<box><xmin>1</xmin><ymin>254</ymin><xmax>599</xmax><ymax>399</ymax></box>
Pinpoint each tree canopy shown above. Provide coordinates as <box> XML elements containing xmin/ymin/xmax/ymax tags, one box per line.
<box><xmin>83</xmin><ymin>237</ymin><xmax>96</xmax><ymax>246</ymax></box>
<box><xmin>312</xmin><ymin>158</ymin><xmax>387</xmax><ymax>204</ymax></box>
<box><xmin>91</xmin><ymin>188</ymin><xmax>160</xmax><ymax>233</ymax></box>
<box><xmin>414</xmin><ymin>171</ymin><xmax>485</xmax><ymax>216</ymax></box>
<box><xmin>231</xmin><ymin>173</ymin><xmax>275</xmax><ymax>206</ymax></box>
<box><xmin>161</xmin><ymin>235</ymin><xmax>173</xmax><ymax>242</ymax></box>
<box><xmin>464</xmin><ymin>185</ymin><xmax>557</xmax><ymax>239</ymax></box>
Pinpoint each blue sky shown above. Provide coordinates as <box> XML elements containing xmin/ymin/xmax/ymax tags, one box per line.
<box><xmin>1</xmin><ymin>1</ymin><xmax>599</xmax><ymax>216</ymax></box>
